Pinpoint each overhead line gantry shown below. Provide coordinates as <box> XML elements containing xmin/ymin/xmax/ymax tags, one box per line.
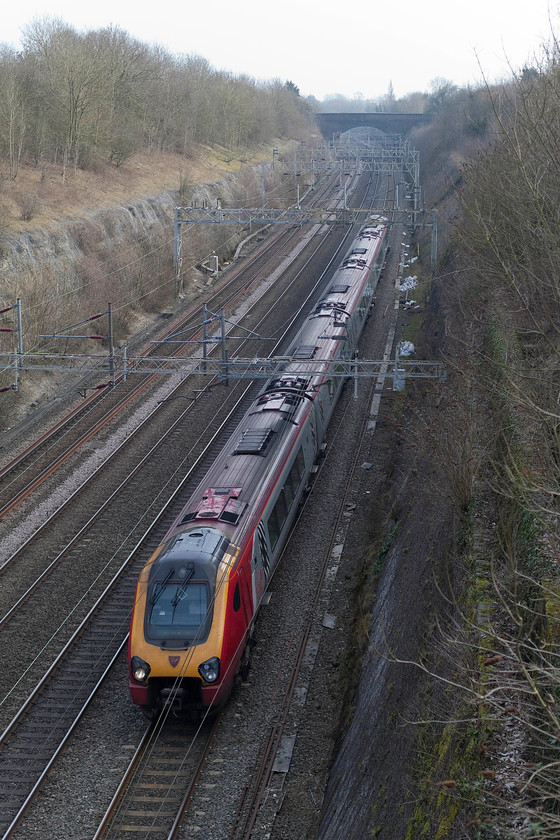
<box><xmin>1</xmin><ymin>138</ymin><xmax>442</xmax><ymax>396</ymax></box>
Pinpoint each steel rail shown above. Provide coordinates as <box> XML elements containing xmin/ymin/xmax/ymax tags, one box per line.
<box><xmin>84</xmin><ymin>176</ymin><xmax>377</xmax><ymax>840</ymax></box>
<box><xmin>0</xmin><ymin>171</ymin><xmax>340</xmax><ymax>517</ymax></box>
<box><xmin>0</xmin><ymin>175</ymin><xmax>361</xmax><ymax>839</ymax></box>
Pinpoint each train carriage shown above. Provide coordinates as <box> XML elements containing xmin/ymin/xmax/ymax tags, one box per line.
<box><xmin>128</xmin><ymin>219</ymin><xmax>388</xmax><ymax>719</ymax></box>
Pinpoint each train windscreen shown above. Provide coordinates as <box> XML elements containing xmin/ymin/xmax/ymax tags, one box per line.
<box><xmin>146</xmin><ymin>579</ymin><xmax>210</xmax><ymax>644</ymax></box>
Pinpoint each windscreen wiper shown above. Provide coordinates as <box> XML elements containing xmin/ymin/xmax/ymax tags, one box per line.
<box><xmin>171</xmin><ymin>566</ymin><xmax>194</xmax><ymax>607</ymax></box>
<box><xmin>150</xmin><ymin>569</ymin><xmax>174</xmax><ymax>606</ymax></box>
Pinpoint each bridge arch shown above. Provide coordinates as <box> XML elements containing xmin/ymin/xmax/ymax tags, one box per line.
<box><xmin>316</xmin><ymin>112</ymin><xmax>430</xmax><ymax>138</ymax></box>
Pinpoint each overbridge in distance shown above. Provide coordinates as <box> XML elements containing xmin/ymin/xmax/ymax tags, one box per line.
<box><xmin>317</xmin><ymin>112</ymin><xmax>430</xmax><ymax>138</ymax></box>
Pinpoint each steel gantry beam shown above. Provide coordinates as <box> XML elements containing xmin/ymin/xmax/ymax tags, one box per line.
<box><xmin>174</xmin><ymin>206</ymin><xmax>416</xmax><ymax>227</ymax></box>
<box><xmin>0</xmin><ymin>351</ymin><xmax>446</xmax><ymax>391</ymax></box>
<box><xmin>173</xmin><ymin>204</ymin><xmax>436</xmax><ymax>272</ymax></box>
<box><xmin>173</xmin><ymin>206</ymin><xmax>431</xmax><ymax>265</ymax></box>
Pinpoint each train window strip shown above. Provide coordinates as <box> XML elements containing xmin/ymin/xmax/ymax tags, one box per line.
<box><xmin>266</xmin><ymin>448</ymin><xmax>305</xmax><ymax>551</ymax></box>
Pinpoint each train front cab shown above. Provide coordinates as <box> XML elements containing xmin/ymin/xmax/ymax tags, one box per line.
<box><xmin>128</xmin><ymin>527</ymin><xmax>249</xmax><ymax>719</ymax></box>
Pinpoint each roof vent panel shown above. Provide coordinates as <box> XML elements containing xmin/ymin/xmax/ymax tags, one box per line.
<box><xmin>233</xmin><ymin>428</ymin><xmax>274</xmax><ymax>456</ymax></box>
<box><xmin>292</xmin><ymin>344</ymin><xmax>318</xmax><ymax>359</ymax></box>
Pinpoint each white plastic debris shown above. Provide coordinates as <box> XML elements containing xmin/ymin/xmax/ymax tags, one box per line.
<box><xmin>400</xmin><ymin>275</ymin><xmax>418</xmax><ymax>292</ymax></box>
<box><xmin>398</xmin><ymin>341</ymin><xmax>415</xmax><ymax>357</ymax></box>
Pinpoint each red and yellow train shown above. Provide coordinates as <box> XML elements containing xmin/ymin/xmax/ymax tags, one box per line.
<box><xmin>128</xmin><ymin>219</ymin><xmax>388</xmax><ymax>718</ymax></box>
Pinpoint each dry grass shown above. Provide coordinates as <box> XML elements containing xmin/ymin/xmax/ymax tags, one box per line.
<box><xmin>0</xmin><ymin>143</ymin><xmax>279</xmax><ymax>233</ymax></box>
<box><xmin>0</xmin><ymin>138</ymin><xmax>291</xmax><ymax>411</ymax></box>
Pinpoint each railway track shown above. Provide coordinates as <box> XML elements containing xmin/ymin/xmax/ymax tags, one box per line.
<box><xmin>93</xmin><ymin>717</ymin><xmax>219</xmax><ymax>840</ymax></box>
<box><xmin>73</xmin><ymin>175</ymin><xmax>398</xmax><ymax>840</ymax></box>
<box><xmin>0</xmin><ymin>172</ymin><xmax>379</xmax><ymax>839</ymax></box>
<box><xmin>0</xmin><ymin>384</ymin><xmax>256</xmax><ymax>840</ymax></box>
<box><xmin>0</xmin><ymin>172</ymin><xmax>344</xmax><ymax>522</ymax></box>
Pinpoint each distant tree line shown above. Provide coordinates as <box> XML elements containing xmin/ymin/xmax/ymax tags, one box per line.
<box><xmin>0</xmin><ymin>18</ymin><xmax>314</xmax><ymax>180</ymax></box>
<box><xmin>314</xmin><ymin>78</ymin><xmax>458</xmax><ymax>114</ymax></box>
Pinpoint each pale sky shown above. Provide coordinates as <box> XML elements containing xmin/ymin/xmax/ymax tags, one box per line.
<box><xmin>1</xmin><ymin>0</ymin><xmax>557</xmax><ymax>101</ymax></box>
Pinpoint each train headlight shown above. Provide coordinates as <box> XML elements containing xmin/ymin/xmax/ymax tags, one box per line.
<box><xmin>198</xmin><ymin>657</ymin><xmax>220</xmax><ymax>684</ymax></box>
<box><xmin>131</xmin><ymin>655</ymin><xmax>151</xmax><ymax>684</ymax></box>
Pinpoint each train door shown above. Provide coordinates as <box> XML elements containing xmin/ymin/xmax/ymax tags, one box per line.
<box><xmin>251</xmin><ymin>521</ymin><xmax>271</xmax><ymax>608</ymax></box>
<box><xmin>308</xmin><ymin>398</ymin><xmax>319</xmax><ymax>451</ymax></box>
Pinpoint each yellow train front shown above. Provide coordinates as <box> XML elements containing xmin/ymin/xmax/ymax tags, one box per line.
<box><xmin>129</xmin><ymin>523</ymin><xmax>253</xmax><ymax>719</ymax></box>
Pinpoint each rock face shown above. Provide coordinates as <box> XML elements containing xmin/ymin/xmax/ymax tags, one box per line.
<box><xmin>0</xmin><ymin>172</ymin><xmax>240</xmax><ymax>286</ymax></box>
<box><xmin>1</xmin><ymin>194</ymin><xmax>175</xmax><ymax>276</ymax></box>
<box><xmin>0</xmin><ymin>166</ymin><xmax>254</xmax><ymax>428</ymax></box>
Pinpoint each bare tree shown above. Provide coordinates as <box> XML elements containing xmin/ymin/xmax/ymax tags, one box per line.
<box><xmin>22</xmin><ymin>18</ymin><xmax>149</xmax><ymax>177</ymax></box>
<box><xmin>0</xmin><ymin>46</ymin><xmax>27</xmax><ymax>179</ymax></box>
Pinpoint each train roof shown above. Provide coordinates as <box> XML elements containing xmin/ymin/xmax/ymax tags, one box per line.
<box><xmin>165</xmin><ymin>222</ymin><xmax>387</xmax><ymax>542</ymax></box>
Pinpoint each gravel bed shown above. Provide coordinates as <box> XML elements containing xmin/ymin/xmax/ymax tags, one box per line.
<box><xmin>0</xmin><ymin>216</ymin><xmax>351</xmax><ymax>835</ymax></box>
<box><xmin>2</xmin><ymin>186</ymin><xmax>410</xmax><ymax>840</ymax></box>
<box><xmin>7</xmin><ymin>359</ymin><xmax>391</xmax><ymax>840</ymax></box>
